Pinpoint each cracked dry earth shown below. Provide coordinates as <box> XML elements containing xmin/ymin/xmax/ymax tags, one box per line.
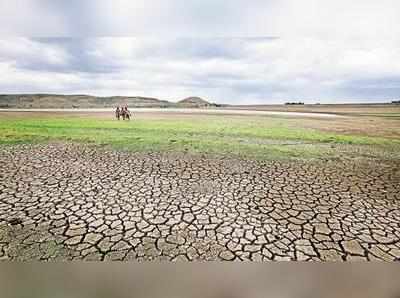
<box><xmin>1</xmin><ymin>143</ymin><xmax>400</xmax><ymax>261</ymax></box>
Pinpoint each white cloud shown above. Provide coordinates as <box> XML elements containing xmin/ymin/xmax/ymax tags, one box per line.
<box><xmin>0</xmin><ymin>37</ymin><xmax>399</xmax><ymax>103</ymax></box>
<box><xmin>0</xmin><ymin>38</ymin><xmax>71</xmax><ymax>70</ymax></box>
<box><xmin>0</xmin><ymin>1</ymin><xmax>69</xmax><ymax>36</ymax></box>
<box><xmin>0</xmin><ymin>1</ymin><xmax>398</xmax><ymax>104</ymax></box>
<box><xmin>1</xmin><ymin>0</ymin><xmax>399</xmax><ymax>38</ymax></box>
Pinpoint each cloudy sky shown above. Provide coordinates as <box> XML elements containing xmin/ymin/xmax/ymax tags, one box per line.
<box><xmin>0</xmin><ymin>0</ymin><xmax>399</xmax><ymax>104</ymax></box>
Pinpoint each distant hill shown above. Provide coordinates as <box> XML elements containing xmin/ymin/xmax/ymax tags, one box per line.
<box><xmin>177</xmin><ymin>97</ymin><xmax>217</xmax><ymax>107</ymax></box>
<box><xmin>0</xmin><ymin>94</ymin><xmax>174</xmax><ymax>109</ymax></box>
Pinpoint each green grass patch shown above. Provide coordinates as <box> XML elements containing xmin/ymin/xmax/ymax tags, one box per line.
<box><xmin>0</xmin><ymin>116</ymin><xmax>399</xmax><ymax>160</ymax></box>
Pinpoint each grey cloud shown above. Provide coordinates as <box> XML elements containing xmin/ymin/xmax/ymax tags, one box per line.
<box><xmin>1</xmin><ymin>37</ymin><xmax>400</xmax><ymax>104</ymax></box>
<box><xmin>2</xmin><ymin>0</ymin><xmax>399</xmax><ymax>38</ymax></box>
<box><xmin>336</xmin><ymin>77</ymin><xmax>400</xmax><ymax>101</ymax></box>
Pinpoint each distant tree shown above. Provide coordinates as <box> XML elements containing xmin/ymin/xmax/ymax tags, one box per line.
<box><xmin>285</xmin><ymin>102</ymin><xmax>305</xmax><ymax>105</ymax></box>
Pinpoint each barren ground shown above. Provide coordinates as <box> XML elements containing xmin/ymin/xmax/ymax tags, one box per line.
<box><xmin>0</xmin><ymin>107</ymin><xmax>399</xmax><ymax>261</ymax></box>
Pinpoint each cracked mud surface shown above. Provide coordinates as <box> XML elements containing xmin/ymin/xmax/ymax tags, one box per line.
<box><xmin>1</xmin><ymin>143</ymin><xmax>400</xmax><ymax>261</ymax></box>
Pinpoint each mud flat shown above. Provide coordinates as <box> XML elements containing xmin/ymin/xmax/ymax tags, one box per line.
<box><xmin>1</xmin><ymin>143</ymin><xmax>399</xmax><ymax>261</ymax></box>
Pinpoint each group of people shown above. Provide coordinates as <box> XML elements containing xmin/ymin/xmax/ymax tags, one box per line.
<box><xmin>115</xmin><ymin>106</ymin><xmax>131</xmax><ymax>120</ymax></box>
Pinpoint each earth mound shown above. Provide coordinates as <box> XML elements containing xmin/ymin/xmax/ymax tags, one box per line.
<box><xmin>178</xmin><ymin>97</ymin><xmax>215</xmax><ymax>107</ymax></box>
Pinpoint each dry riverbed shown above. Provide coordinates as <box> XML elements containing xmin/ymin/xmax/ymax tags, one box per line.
<box><xmin>1</xmin><ymin>143</ymin><xmax>399</xmax><ymax>261</ymax></box>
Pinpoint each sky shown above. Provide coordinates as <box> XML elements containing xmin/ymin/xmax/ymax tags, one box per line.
<box><xmin>0</xmin><ymin>0</ymin><xmax>399</xmax><ymax>104</ymax></box>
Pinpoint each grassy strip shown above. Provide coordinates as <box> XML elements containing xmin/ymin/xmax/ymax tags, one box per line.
<box><xmin>1</xmin><ymin>116</ymin><xmax>399</xmax><ymax>160</ymax></box>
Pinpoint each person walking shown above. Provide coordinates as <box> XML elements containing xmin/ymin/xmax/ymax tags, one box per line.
<box><xmin>121</xmin><ymin>106</ymin><xmax>125</xmax><ymax>120</ymax></box>
<box><xmin>124</xmin><ymin>106</ymin><xmax>131</xmax><ymax>120</ymax></box>
<box><xmin>115</xmin><ymin>106</ymin><xmax>121</xmax><ymax>120</ymax></box>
